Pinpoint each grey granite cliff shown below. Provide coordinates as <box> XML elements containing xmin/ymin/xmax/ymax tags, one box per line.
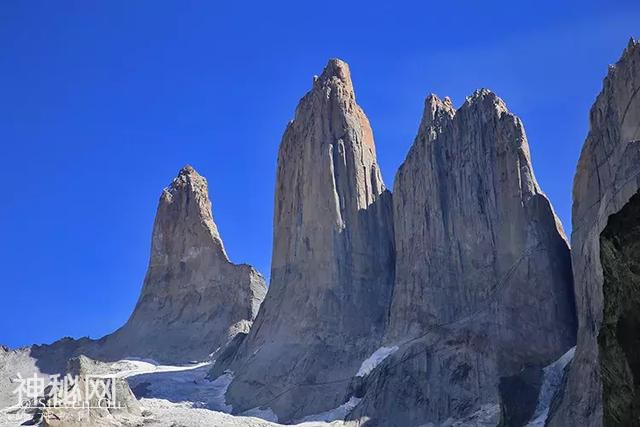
<box><xmin>349</xmin><ymin>89</ymin><xmax>577</xmax><ymax>426</ymax></box>
<box><xmin>216</xmin><ymin>59</ymin><xmax>395</xmax><ymax>423</ymax></box>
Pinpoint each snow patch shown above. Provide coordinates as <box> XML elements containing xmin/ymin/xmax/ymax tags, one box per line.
<box><xmin>109</xmin><ymin>358</ymin><xmax>209</xmax><ymax>378</ymax></box>
<box><xmin>356</xmin><ymin>346</ymin><xmax>398</xmax><ymax>377</ymax></box>
<box><xmin>241</xmin><ymin>406</ymin><xmax>279</xmax><ymax>423</ymax></box>
<box><xmin>433</xmin><ymin>403</ymin><xmax>501</xmax><ymax>427</ymax></box>
<box><xmin>296</xmin><ymin>396</ymin><xmax>362</xmax><ymax>423</ymax></box>
<box><xmin>525</xmin><ymin>346</ymin><xmax>575</xmax><ymax>427</ymax></box>
<box><xmin>118</xmin><ymin>358</ymin><xmax>234</xmax><ymax>413</ymax></box>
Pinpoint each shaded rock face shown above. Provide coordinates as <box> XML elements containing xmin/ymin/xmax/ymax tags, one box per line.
<box><xmin>351</xmin><ymin>90</ymin><xmax>576</xmax><ymax>426</ymax></box>
<box><xmin>548</xmin><ymin>39</ymin><xmax>640</xmax><ymax>427</ymax></box>
<box><xmin>218</xmin><ymin>59</ymin><xmax>395</xmax><ymax>422</ymax></box>
<box><xmin>104</xmin><ymin>165</ymin><xmax>267</xmax><ymax>363</ymax></box>
<box><xmin>498</xmin><ymin>366</ymin><xmax>543</xmax><ymax>427</ymax></box>
<box><xmin>349</xmin><ymin>329</ymin><xmax>499</xmax><ymax>427</ymax></box>
<box><xmin>599</xmin><ymin>190</ymin><xmax>640</xmax><ymax>426</ymax></box>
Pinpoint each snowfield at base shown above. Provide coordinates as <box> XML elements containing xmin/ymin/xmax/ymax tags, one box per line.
<box><xmin>124</xmin><ymin>359</ymin><xmax>234</xmax><ymax>412</ymax></box>
<box><xmin>109</xmin><ymin>359</ymin><xmax>362</xmax><ymax>426</ymax></box>
<box><xmin>110</xmin><ymin>358</ymin><xmax>210</xmax><ymax>378</ymax></box>
<box><xmin>297</xmin><ymin>397</ymin><xmax>362</xmax><ymax>423</ymax></box>
<box><xmin>419</xmin><ymin>404</ymin><xmax>501</xmax><ymax>427</ymax></box>
<box><xmin>355</xmin><ymin>345</ymin><xmax>399</xmax><ymax>377</ymax></box>
<box><xmin>0</xmin><ymin>350</ymin><xmax>575</xmax><ymax>426</ymax></box>
<box><xmin>525</xmin><ymin>346</ymin><xmax>576</xmax><ymax>426</ymax></box>
<box><xmin>241</xmin><ymin>406</ymin><xmax>279</xmax><ymax>422</ymax></box>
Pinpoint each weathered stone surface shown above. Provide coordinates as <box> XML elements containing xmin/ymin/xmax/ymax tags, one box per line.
<box><xmin>216</xmin><ymin>59</ymin><xmax>395</xmax><ymax>422</ymax></box>
<box><xmin>37</xmin><ymin>355</ymin><xmax>143</xmax><ymax>427</ymax></box>
<box><xmin>498</xmin><ymin>365</ymin><xmax>543</xmax><ymax>426</ymax></box>
<box><xmin>349</xmin><ymin>325</ymin><xmax>499</xmax><ymax>427</ymax></box>
<box><xmin>350</xmin><ymin>89</ymin><xmax>576</xmax><ymax>426</ymax></box>
<box><xmin>388</xmin><ymin>90</ymin><xmax>576</xmax><ymax>351</ymax></box>
<box><xmin>548</xmin><ymin>38</ymin><xmax>640</xmax><ymax>427</ymax></box>
<box><xmin>101</xmin><ymin>165</ymin><xmax>267</xmax><ymax>363</ymax></box>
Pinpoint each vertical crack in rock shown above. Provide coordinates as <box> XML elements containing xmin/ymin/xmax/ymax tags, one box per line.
<box><xmin>215</xmin><ymin>59</ymin><xmax>395</xmax><ymax>422</ymax></box>
<box><xmin>599</xmin><ymin>190</ymin><xmax>640</xmax><ymax>426</ymax></box>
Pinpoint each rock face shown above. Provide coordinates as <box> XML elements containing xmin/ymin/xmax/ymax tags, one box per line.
<box><xmin>12</xmin><ymin>166</ymin><xmax>267</xmax><ymax>372</ymax></box>
<box><xmin>389</xmin><ymin>90</ymin><xmax>576</xmax><ymax>353</ymax></box>
<box><xmin>103</xmin><ymin>165</ymin><xmax>267</xmax><ymax>363</ymax></box>
<box><xmin>38</xmin><ymin>355</ymin><xmax>143</xmax><ymax>427</ymax></box>
<box><xmin>350</xmin><ymin>90</ymin><xmax>576</xmax><ymax>426</ymax></box>
<box><xmin>0</xmin><ymin>166</ymin><xmax>268</xmax><ymax>420</ymax></box>
<box><xmin>548</xmin><ymin>38</ymin><xmax>640</xmax><ymax>427</ymax></box>
<box><xmin>216</xmin><ymin>59</ymin><xmax>395</xmax><ymax>422</ymax></box>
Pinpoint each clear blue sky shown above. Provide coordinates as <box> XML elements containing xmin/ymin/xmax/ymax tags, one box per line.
<box><xmin>1</xmin><ymin>1</ymin><xmax>638</xmax><ymax>349</ymax></box>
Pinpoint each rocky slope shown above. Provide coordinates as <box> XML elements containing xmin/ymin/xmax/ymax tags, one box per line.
<box><xmin>348</xmin><ymin>89</ymin><xmax>577</xmax><ymax>426</ymax></box>
<box><xmin>548</xmin><ymin>38</ymin><xmax>640</xmax><ymax>427</ymax></box>
<box><xmin>214</xmin><ymin>59</ymin><xmax>395</xmax><ymax>423</ymax></box>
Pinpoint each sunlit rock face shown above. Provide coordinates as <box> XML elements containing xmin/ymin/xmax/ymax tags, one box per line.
<box><xmin>549</xmin><ymin>38</ymin><xmax>640</xmax><ymax>427</ymax></box>
<box><xmin>216</xmin><ymin>59</ymin><xmax>395</xmax><ymax>423</ymax></box>
<box><xmin>0</xmin><ymin>166</ymin><xmax>268</xmax><ymax>411</ymax></box>
<box><xmin>349</xmin><ymin>89</ymin><xmax>576</xmax><ymax>426</ymax></box>
<box><xmin>388</xmin><ymin>90</ymin><xmax>576</xmax><ymax>357</ymax></box>
<box><xmin>103</xmin><ymin>165</ymin><xmax>267</xmax><ymax>364</ymax></box>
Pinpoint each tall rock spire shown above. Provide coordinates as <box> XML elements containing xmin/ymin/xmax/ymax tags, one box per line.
<box><xmin>389</xmin><ymin>90</ymin><xmax>575</xmax><ymax>342</ymax></box>
<box><xmin>104</xmin><ymin>165</ymin><xmax>267</xmax><ymax>363</ymax></box>
<box><xmin>548</xmin><ymin>38</ymin><xmax>640</xmax><ymax>427</ymax></box>
<box><xmin>350</xmin><ymin>90</ymin><xmax>577</xmax><ymax>426</ymax></box>
<box><xmin>216</xmin><ymin>59</ymin><xmax>395</xmax><ymax>422</ymax></box>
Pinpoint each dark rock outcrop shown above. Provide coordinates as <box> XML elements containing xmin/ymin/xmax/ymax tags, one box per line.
<box><xmin>216</xmin><ymin>59</ymin><xmax>395</xmax><ymax>422</ymax></box>
<box><xmin>549</xmin><ymin>38</ymin><xmax>640</xmax><ymax>427</ymax></box>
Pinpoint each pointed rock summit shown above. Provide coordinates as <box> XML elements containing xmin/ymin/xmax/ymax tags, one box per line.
<box><xmin>350</xmin><ymin>89</ymin><xmax>577</xmax><ymax>426</ymax></box>
<box><xmin>0</xmin><ymin>165</ymin><xmax>267</xmax><ymax>411</ymax></box>
<box><xmin>389</xmin><ymin>89</ymin><xmax>576</xmax><ymax>342</ymax></box>
<box><xmin>549</xmin><ymin>38</ymin><xmax>640</xmax><ymax>427</ymax></box>
<box><xmin>104</xmin><ymin>165</ymin><xmax>267</xmax><ymax>363</ymax></box>
<box><xmin>215</xmin><ymin>59</ymin><xmax>395</xmax><ymax>422</ymax></box>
